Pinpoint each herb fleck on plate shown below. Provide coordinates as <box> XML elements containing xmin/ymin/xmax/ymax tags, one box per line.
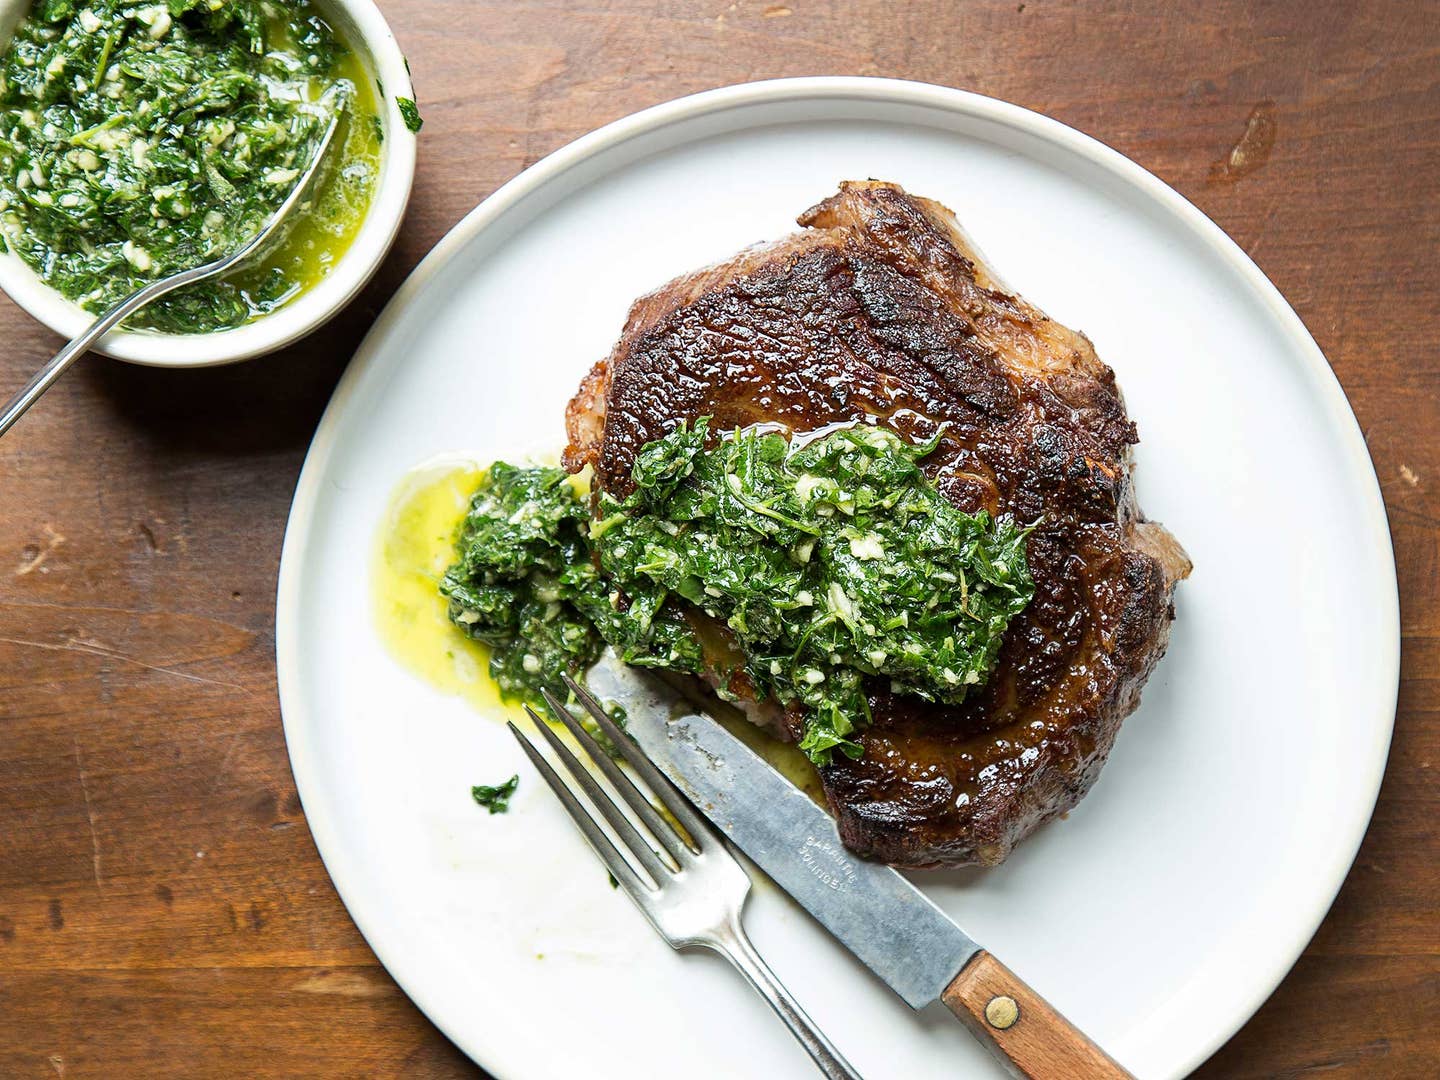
<box><xmin>472</xmin><ymin>775</ymin><xmax>519</xmax><ymax>814</ymax></box>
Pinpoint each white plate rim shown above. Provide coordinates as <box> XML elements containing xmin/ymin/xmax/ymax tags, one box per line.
<box><xmin>275</xmin><ymin>76</ymin><xmax>1400</xmax><ymax>1078</ymax></box>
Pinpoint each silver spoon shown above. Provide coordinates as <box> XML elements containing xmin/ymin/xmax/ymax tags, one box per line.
<box><xmin>0</xmin><ymin>99</ymin><xmax>343</xmax><ymax>438</ymax></box>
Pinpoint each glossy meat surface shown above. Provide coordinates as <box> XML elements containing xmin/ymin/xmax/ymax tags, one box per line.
<box><xmin>565</xmin><ymin>181</ymin><xmax>1191</xmax><ymax>867</ymax></box>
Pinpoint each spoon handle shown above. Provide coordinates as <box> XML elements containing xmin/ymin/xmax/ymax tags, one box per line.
<box><xmin>0</xmin><ymin>270</ymin><xmax>204</xmax><ymax>439</ymax></box>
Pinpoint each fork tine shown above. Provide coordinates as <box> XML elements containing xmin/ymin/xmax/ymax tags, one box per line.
<box><xmin>539</xmin><ymin>687</ymin><xmax>694</xmax><ymax>864</ymax></box>
<box><xmin>521</xmin><ymin>705</ymin><xmax>675</xmax><ymax>883</ymax></box>
<box><xmin>506</xmin><ymin>721</ymin><xmax>650</xmax><ymax>897</ymax></box>
<box><xmin>561</xmin><ymin>674</ymin><xmax>723</xmax><ymax>853</ymax></box>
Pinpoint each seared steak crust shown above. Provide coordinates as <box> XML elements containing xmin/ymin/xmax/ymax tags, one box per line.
<box><xmin>566</xmin><ymin>182</ymin><xmax>1190</xmax><ymax>868</ymax></box>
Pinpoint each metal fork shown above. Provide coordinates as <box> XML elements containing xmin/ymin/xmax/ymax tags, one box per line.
<box><xmin>507</xmin><ymin>676</ymin><xmax>861</xmax><ymax>1080</ymax></box>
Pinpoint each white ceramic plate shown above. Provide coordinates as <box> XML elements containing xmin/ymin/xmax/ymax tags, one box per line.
<box><xmin>276</xmin><ymin>79</ymin><xmax>1399</xmax><ymax>1079</ymax></box>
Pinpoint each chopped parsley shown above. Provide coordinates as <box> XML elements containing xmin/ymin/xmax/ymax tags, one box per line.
<box><xmin>395</xmin><ymin>95</ymin><xmax>421</xmax><ymax>132</ymax></box>
<box><xmin>439</xmin><ymin>462</ymin><xmax>698</xmax><ymax>705</ymax></box>
<box><xmin>441</xmin><ymin>421</ymin><xmax>1033</xmax><ymax>765</ymax></box>
<box><xmin>440</xmin><ymin>463</ymin><xmax>612</xmax><ymax>701</ymax></box>
<box><xmin>0</xmin><ymin>0</ymin><xmax>378</xmax><ymax>332</ymax></box>
<box><xmin>471</xmin><ymin>775</ymin><xmax>518</xmax><ymax>814</ymax></box>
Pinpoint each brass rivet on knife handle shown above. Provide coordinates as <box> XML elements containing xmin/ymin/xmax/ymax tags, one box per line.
<box><xmin>985</xmin><ymin>995</ymin><xmax>1020</xmax><ymax>1030</ymax></box>
<box><xmin>941</xmin><ymin>951</ymin><xmax>1133</xmax><ymax>1079</ymax></box>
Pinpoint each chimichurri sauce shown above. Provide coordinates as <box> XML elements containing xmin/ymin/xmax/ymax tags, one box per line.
<box><xmin>441</xmin><ymin>422</ymin><xmax>1035</xmax><ymax>766</ymax></box>
<box><xmin>0</xmin><ymin>0</ymin><xmax>380</xmax><ymax>333</ymax></box>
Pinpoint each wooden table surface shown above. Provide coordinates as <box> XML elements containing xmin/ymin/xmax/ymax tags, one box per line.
<box><xmin>2</xmin><ymin>2</ymin><xmax>1436</xmax><ymax>1076</ymax></box>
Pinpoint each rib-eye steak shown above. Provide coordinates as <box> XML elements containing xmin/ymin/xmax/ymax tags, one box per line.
<box><xmin>564</xmin><ymin>181</ymin><xmax>1191</xmax><ymax>868</ymax></box>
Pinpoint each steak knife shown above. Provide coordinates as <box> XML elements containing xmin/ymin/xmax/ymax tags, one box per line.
<box><xmin>586</xmin><ymin>653</ymin><xmax>1132</xmax><ymax>1080</ymax></box>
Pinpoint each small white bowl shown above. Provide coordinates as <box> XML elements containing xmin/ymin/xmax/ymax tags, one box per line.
<box><xmin>0</xmin><ymin>0</ymin><xmax>417</xmax><ymax>366</ymax></box>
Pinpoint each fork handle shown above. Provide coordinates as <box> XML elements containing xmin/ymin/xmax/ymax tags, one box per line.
<box><xmin>711</xmin><ymin>917</ymin><xmax>863</xmax><ymax>1080</ymax></box>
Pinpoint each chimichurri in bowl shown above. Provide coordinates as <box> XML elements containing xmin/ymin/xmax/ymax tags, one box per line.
<box><xmin>0</xmin><ymin>0</ymin><xmax>417</xmax><ymax>365</ymax></box>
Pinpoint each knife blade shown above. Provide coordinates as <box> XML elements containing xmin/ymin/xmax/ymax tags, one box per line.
<box><xmin>585</xmin><ymin>652</ymin><xmax>1132</xmax><ymax>1079</ymax></box>
<box><xmin>587</xmin><ymin>651</ymin><xmax>980</xmax><ymax>1010</ymax></box>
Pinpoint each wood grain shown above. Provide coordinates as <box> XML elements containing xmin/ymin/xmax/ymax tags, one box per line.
<box><xmin>943</xmin><ymin>951</ymin><xmax>1131</xmax><ymax>1078</ymax></box>
<box><xmin>1</xmin><ymin>1</ymin><xmax>1437</xmax><ymax>1077</ymax></box>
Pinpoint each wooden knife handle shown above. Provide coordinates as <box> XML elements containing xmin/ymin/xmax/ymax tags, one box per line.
<box><xmin>942</xmin><ymin>951</ymin><xmax>1133</xmax><ymax>1079</ymax></box>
